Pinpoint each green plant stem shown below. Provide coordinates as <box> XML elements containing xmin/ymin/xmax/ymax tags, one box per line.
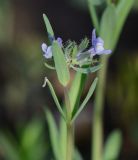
<box><xmin>64</xmin><ymin>88</ymin><xmax>74</xmax><ymax>160</ymax></box>
<box><xmin>92</xmin><ymin>56</ymin><xmax>109</xmax><ymax>160</ymax></box>
<box><xmin>66</xmin><ymin>122</ymin><xmax>74</xmax><ymax>160</ymax></box>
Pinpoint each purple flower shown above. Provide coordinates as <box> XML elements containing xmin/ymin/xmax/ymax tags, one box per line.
<box><xmin>41</xmin><ymin>37</ymin><xmax>63</xmax><ymax>59</ymax></box>
<box><xmin>77</xmin><ymin>29</ymin><xmax>112</xmax><ymax>61</ymax></box>
<box><xmin>89</xmin><ymin>29</ymin><xmax>112</xmax><ymax>56</ymax></box>
<box><xmin>41</xmin><ymin>43</ymin><xmax>52</xmax><ymax>59</ymax></box>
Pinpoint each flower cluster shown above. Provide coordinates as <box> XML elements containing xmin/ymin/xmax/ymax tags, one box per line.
<box><xmin>41</xmin><ymin>29</ymin><xmax>112</xmax><ymax>71</ymax></box>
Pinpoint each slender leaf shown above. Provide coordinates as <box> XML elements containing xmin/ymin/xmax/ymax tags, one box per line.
<box><xmin>52</xmin><ymin>41</ymin><xmax>70</xmax><ymax>86</ymax></box>
<box><xmin>88</xmin><ymin>0</ymin><xmax>100</xmax><ymax>32</ymax></box>
<box><xmin>69</xmin><ymin>72</ymin><xmax>87</xmax><ymax>111</ymax></box>
<box><xmin>114</xmin><ymin>0</ymin><xmax>134</xmax><ymax>48</ymax></box>
<box><xmin>46</xmin><ymin>109</ymin><xmax>60</xmax><ymax>160</ymax></box>
<box><xmin>103</xmin><ymin>130</ymin><xmax>122</xmax><ymax>160</ymax></box>
<box><xmin>72</xmin><ymin>77</ymin><xmax>98</xmax><ymax>121</ymax></box>
<box><xmin>43</xmin><ymin>13</ymin><xmax>54</xmax><ymax>39</ymax></box>
<box><xmin>71</xmin><ymin>64</ymin><xmax>102</xmax><ymax>74</ymax></box>
<box><xmin>43</xmin><ymin>77</ymin><xmax>66</xmax><ymax>120</ymax></box>
<box><xmin>100</xmin><ymin>4</ymin><xmax>117</xmax><ymax>49</ymax></box>
<box><xmin>116</xmin><ymin>0</ymin><xmax>134</xmax><ymax>33</ymax></box>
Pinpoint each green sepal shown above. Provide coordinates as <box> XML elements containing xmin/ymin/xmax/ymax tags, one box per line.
<box><xmin>78</xmin><ymin>38</ymin><xmax>89</xmax><ymax>52</ymax></box>
<box><xmin>72</xmin><ymin>77</ymin><xmax>98</xmax><ymax>122</ymax></box>
<box><xmin>70</xmin><ymin>64</ymin><xmax>102</xmax><ymax>74</ymax></box>
<box><xmin>52</xmin><ymin>41</ymin><xmax>70</xmax><ymax>86</ymax></box>
<box><xmin>72</xmin><ymin>45</ymin><xmax>78</xmax><ymax>58</ymax></box>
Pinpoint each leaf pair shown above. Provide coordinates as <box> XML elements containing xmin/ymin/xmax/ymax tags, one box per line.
<box><xmin>44</xmin><ymin>76</ymin><xmax>98</xmax><ymax>122</ymax></box>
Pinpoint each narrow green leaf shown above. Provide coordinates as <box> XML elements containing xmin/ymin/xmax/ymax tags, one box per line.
<box><xmin>116</xmin><ymin>0</ymin><xmax>134</xmax><ymax>32</ymax></box>
<box><xmin>52</xmin><ymin>41</ymin><xmax>70</xmax><ymax>86</ymax></box>
<box><xmin>72</xmin><ymin>77</ymin><xmax>98</xmax><ymax>121</ymax></box>
<box><xmin>71</xmin><ymin>64</ymin><xmax>102</xmax><ymax>74</ymax></box>
<box><xmin>113</xmin><ymin>0</ymin><xmax>134</xmax><ymax>49</ymax></box>
<box><xmin>69</xmin><ymin>72</ymin><xmax>87</xmax><ymax>111</ymax></box>
<box><xmin>44</xmin><ymin>62</ymin><xmax>55</xmax><ymax>70</ymax></box>
<box><xmin>88</xmin><ymin>0</ymin><xmax>100</xmax><ymax>33</ymax></box>
<box><xmin>103</xmin><ymin>130</ymin><xmax>122</xmax><ymax>160</ymax></box>
<box><xmin>100</xmin><ymin>4</ymin><xmax>117</xmax><ymax>49</ymax></box>
<box><xmin>43</xmin><ymin>77</ymin><xmax>66</xmax><ymax>120</ymax></box>
<box><xmin>45</xmin><ymin>109</ymin><xmax>60</xmax><ymax>160</ymax></box>
<box><xmin>43</xmin><ymin>13</ymin><xmax>54</xmax><ymax>38</ymax></box>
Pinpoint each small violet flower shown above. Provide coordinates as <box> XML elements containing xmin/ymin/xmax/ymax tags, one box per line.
<box><xmin>89</xmin><ymin>29</ymin><xmax>112</xmax><ymax>56</ymax></box>
<box><xmin>42</xmin><ymin>37</ymin><xmax>63</xmax><ymax>59</ymax></box>
<box><xmin>77</xmin><ymin>29</ymin><xmax>112</xmax><ymax>61</ymax></box>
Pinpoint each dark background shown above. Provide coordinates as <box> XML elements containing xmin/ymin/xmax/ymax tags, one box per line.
<box><xmin>0</xmin><ymin>0</ymin><xmax>138</xmax><ymax>159</ymax></box>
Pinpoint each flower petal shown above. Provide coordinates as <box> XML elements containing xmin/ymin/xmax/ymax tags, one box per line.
<box><xmin>96</xmin><ymin>49</ymin><xmax>112</xmax><ymax>55</ymax></box>
<box><xmin>92</xmin><ymin>29</ymin><xmax>97</xmax><ymax>47</ymax></box>
<box><xmin>96</xmin><ymin>37</ymin><xmax>104</xmax><ymax>45</ymax></box>
<box><xmin>44</xmin><ymin>46</ymin><xmax>53</xmax><ymax>59</ymax></box>
<box><xmin>41</xmin><ymin>43</ymin><xmax>48</xmax><ymax>53</ymax></box>
<box><xmin>95</xmin><ymin>44</ymin><xmax>105</xmax><ymax>53</ymax></box>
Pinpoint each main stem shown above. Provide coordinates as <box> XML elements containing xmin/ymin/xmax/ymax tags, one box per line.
<box><xmin>66</xmin><ymin>122</ymin><xmax>74</xmax><ymax>160</ymax></box>
<box><xmin>64</xmin><ymin>88</ymin><xmax>74</xmax><ymax>160</ymax></box>
<box><xmin>92</xmin><ymin>56</ymin><xmax>109</xmax><ymax>160</ymax></box>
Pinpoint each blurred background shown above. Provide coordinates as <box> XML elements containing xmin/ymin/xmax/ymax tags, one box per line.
<box><xmin>0</xmin><ymin>0</ymin><xmax>138</xmax><ymax>159</ymax></box>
